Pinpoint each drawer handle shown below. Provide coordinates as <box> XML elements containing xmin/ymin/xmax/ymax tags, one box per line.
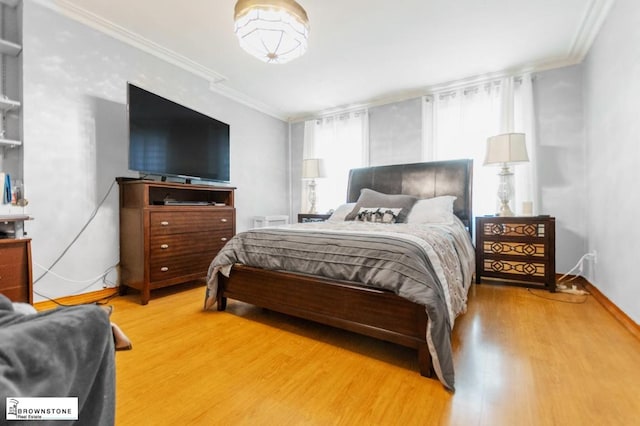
<box><xmin>160</xmin><ymin>244</ymin><xmax>169</xmax><ymax>249</ymax></box>
<box><xmin>160</xmin><ymin>267</ymin><xmax>169</xmax><ymax>272</ymax></box>
<box><xmin>221</xmin><ymin>237</ymin><xmax>228</xmax><ymax>242</ymax></box>
<box><xmin>160</xmin><ymin>221</ymin><xmax>169</xmax><ymax>226</ymax></box>
<box><xmin>220</xmin><ymin>218</ymin><xmax>228</xmax><ymax>223</ymax></box>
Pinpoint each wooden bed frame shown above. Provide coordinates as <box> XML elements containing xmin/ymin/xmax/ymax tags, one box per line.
<box><xmin>216</xmin><ymin>159</ymin><xmax>473</xmax><ymax>377</ymax></box>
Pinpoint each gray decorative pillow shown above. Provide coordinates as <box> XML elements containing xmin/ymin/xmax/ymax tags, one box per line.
<box><xmin>345</xmin><ymin>189</ymin><xmax>418</xmax><ymax>223</ymax></box>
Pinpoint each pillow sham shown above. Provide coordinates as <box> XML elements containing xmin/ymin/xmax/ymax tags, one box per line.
<box><xmin>327</xmin><ymin>203</ymin><xmax>356</xmax><ymax>222</ymax></box>
<box><xmin>345</xmin><ymin>189</ymin><xmax>417</xmax><ymax>223</ymax></box>
<box><xmin>406</xmin><ymin>195</ymin><xmax>457</xmax><ymax>224</ymax></box>
<box><xmin>354</xmin><ymin>207</ymin><xmax>402</xmax><ymax>224</ymax></box>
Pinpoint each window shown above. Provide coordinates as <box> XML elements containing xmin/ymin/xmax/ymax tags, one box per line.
<box><xmin>302</xmin><ymin>111</ymin><xmax>368</xmax><ymax>213</ymax></box>
<box><xmin>424</xmin><ymin>75</ymin><xmax>537</xmax><ymax>216</ymax></box>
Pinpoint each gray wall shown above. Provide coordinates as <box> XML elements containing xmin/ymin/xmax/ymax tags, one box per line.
<box><xmin>533</xmin><ymin>65</ymin><xmax>587</xmax><ymax>274</ymax></box>
<box><xmin>23</xmin><ymin>2</ymin><xmax>289</xmax><ymax>301</ymax></box>
<box><xmin>583</xmin><ymin>0</ymin><xmax>640</xmax><ymax>323</ymax></box>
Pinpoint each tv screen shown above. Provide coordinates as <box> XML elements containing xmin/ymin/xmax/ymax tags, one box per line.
<box><xmin>127</xmin><ymin>83</ymin><xmax>230</xmax><ymax>182</ymax></box>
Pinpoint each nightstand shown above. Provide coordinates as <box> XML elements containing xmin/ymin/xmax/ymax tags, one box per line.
<box><xmin>298</xmin><ymin>213</ymin><xmax>332</xmax><ymax>223</ymax></box>
<box><xmin>475</xmin><ymin>215</ymin><xmax>556</xmax><ymax>292</ymax></box>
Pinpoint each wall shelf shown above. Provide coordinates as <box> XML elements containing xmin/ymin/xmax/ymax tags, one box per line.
<box><xmin>0</xmin><ymin>38</ymin><xmax>21</xmax><ymax>56</ymax></box>
<box><xmin>0</xmin><ymin>96</ymin><xmax>20</xmax><ymax>111</ymax></box>
<box><xmin>0</xmin><ymin>0</ymin><xmax>19</xmax><ymax>8</ymax></box>
<box><xmin>0</xmin><ymin>138</ymin><xmax>21</xmax><ymax>147</ymax></box>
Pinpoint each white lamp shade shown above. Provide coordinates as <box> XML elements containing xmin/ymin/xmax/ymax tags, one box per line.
<box><xmin>234</xmin><ymin>0</ymin><xmax>309</xmax><ymax>64</ymax></box>
<box><xmin>484</xmin><ymin>133</ymin><xmax>529</xmax><ymax>165</ymax></box>
<box><xmin>302</xmin><ymin>158</ymin><xmax>326</xmax><ymax>179</ymax></box>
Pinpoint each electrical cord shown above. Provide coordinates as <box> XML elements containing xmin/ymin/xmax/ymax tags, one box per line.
<box><xmin>34</xmin><ymin>262</ymin><xmax>117</xmax><ymax>284</ymax></box>
<box><xmin>32</xmin><ymin>179</ymin><xmax>121</xmax><ymax>307</ymax></box>
<box><xmin>33</xmin><ymin>179</ymin><xmax>117</xmax><ymax>285</ymax></box>
<box><xmin>557</xmin><ymin>252</ymin><xmax>596</xmax><ymax>283</ymax></box>
<box><xmin>526</xmin><ymin>288</ymin><xmax>589</xmax><ymax>304</ymax></box>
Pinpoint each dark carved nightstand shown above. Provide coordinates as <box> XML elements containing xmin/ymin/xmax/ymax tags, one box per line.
<box><xmin>298</xmin><ymin>213</ymin><xmax>332</xmax><ymax>223</ymax></box>
<box><xmin>475</xmin><ymin>215</ymin><xmax>556</xmax><ymax>292</ymax></box>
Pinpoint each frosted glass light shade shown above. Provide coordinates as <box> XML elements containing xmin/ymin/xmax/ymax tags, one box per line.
<box><xmin>234</xmin><ymin>0</ymin><xmax>310</xmax><ymax>64</ymax></box>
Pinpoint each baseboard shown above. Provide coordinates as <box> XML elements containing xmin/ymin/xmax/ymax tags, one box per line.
<box><xmin>560</xmin><ymin>274</ymin><xmax>640</xmax><ymax>341</ymax></box>
<box><xmin>34</xmin><ymin>288</ymin><xmax>119</xmax><ymax>311</ymax></box>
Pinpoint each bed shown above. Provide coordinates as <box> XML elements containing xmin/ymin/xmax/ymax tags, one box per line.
<box><xmin>205</xmin><ymin>159</ymin><xmax>474</xmax><ymax>391</ymax></box>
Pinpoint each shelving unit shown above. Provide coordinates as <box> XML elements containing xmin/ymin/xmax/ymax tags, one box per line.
<box><xmin>0</xmin><ymin>0</ymin><xmax>23</xmax><ymax>214</ymax></box>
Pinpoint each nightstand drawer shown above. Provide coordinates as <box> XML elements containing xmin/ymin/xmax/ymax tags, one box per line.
<box><xmin>481</xmin><ymin>241</ymin><xmax>547</xmax><ymax>258</ymax></box>
<box><xmin>481</xmin><ymin>258</ymin><xmax>548</xmax><ymax>279</ymax></box>
<box><xmin>480</xmin><ymin>221</ymin><xmax>549</xmax><ymax>238</ymax></box>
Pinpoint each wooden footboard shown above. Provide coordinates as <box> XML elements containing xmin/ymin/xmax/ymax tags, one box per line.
<box><xmin>217</xmin><ymin>264</ymin><xmax>434</xmax><ymax>377</ymax></box>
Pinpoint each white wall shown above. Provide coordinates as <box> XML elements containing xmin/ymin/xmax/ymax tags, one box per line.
<box><xmin>368</xmin><ymin>98</ymin><xmax>423</xmax><ymax>166</ymax></box>
<box><xmin>23</xmin><ymin>2</ymin><xmax>289</xmax><ymax>301</ymax></box>
<box><xmin>533</xmin><ymin>65</ymin><xmax>588</xmax><ymax>273</ymax></box>
<box><xmin>583</xmin><ymin>0</ymin><xmax>640</xmax><ymax>323</ymax></box>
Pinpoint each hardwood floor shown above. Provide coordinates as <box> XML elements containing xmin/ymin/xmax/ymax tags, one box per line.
<box><xmin>109</xmin><ymin>282</ymin><xmax>640</xmax><ymax>425</ymax></box>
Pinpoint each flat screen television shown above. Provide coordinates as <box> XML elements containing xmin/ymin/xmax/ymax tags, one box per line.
<box><xmin>127</xmin><ymin>83</ymin><xmax>230</xmax><ymax>183</ymax></box>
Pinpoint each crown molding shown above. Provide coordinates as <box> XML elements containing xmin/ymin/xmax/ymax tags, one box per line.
<box><xmin>33</xmin><ymin>0</ymin><xmax>290</xmax><ymax>121</ymax></box>
<box><xmin>34</xmin><ymin>0</ymin><xmax>227</xmax><ymax>83</ymax></box>
<box><xmin>568</xmin><ymin>0</ymin><xmax>616</xmax><ymax>62</ymax></box>
<box><xmin>208</xmin><ymin>80</ymin><xmax>289</xmax><ymax>121</ymax></box>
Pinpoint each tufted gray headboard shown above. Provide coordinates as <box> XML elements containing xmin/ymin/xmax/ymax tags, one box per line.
<box><xmin>346</xmin><ymin>159</ymin><xmax>473</xmax><ymax>233</ymax></box>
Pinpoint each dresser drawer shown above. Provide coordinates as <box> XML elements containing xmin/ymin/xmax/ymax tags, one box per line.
<box><xmin>149</xmin><ymin>231</ymin><xmax>231</xmax><ymax>260</ymax></box>
<box><xmin>150</xmin><ymin>209</ymin><xmax>234</xmax><ymax>235</ymax></box>
<box><xmin>149</xmin><ymin>251</ymin><xmax>218</xmax><ymax>282</ymax></box>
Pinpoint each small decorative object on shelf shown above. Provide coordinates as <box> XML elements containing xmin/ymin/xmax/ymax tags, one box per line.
<box><xmin>475</xmin><ymin>215</ymin><xmax>556</xmax><ymax>292</ymax></box>
<box><xmin>298</xmin><ymin>213</ymin><xmax>331</xmax><ymax>223</ymax></box>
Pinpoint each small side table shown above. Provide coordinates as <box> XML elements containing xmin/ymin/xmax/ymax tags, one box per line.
<box><xmin>298</xmin><ymin>213</ymin><xmax>332</xmax><ymax>223</ymax></box>
<box><xmin>475</xmin><ymin>215</ymin><xmax>556</xmax><ymax>292</ymax></box>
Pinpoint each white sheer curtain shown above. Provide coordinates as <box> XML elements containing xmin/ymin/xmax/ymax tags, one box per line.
<box><xmin>425</xmin><ymin>74</ymin><xmax>537</xmax><ymax>216</ymax></box>
<box><xmin>302</xmin><ymin>111</ymin><xmax>368</xmax><ymax>213</ymax></box>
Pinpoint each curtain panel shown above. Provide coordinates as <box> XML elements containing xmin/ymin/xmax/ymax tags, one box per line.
<box><xmin>302</xmin><ymin>111</ymin><xmax>368</xmax><ymax>213</ymax></box>
<box><xmin>423</xmin><ymin>74</ymin><xmax>538</xmax><ymax>216</ymax></box>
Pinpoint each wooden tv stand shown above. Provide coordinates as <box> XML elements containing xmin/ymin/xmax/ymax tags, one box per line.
<box><xmin>117</xmin><ymin>179</ymin><xmax>235</xmax><ymax>304</ymax></box>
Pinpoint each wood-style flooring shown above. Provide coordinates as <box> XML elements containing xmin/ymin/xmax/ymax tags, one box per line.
<box><xmin>109</xmin><ymin>282</ymin><xmax>640</xmax><ymax>425</ymax></box>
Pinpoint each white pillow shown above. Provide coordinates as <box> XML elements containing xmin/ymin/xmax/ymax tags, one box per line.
<box><xmin>406</xmin><ymin>196</ymin><xmax>457</xmax><ymax>224</ymax></box>
<box><xmin>327</xmin><ymin>203</ymin><xmax>356</xmax><ymax>222</ymax></box>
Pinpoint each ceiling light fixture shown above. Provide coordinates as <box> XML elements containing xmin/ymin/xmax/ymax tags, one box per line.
<box><xmin>233</xmin><ymin>0</ymin><xmax>310</xmax><ymax>64</ymax></box>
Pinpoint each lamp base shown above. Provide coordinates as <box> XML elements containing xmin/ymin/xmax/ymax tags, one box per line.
<box><xmin>496</xmin><ymin>165</ymin><xmax>515</xmax><ymax>217</ymax></box>
<box><xmin>307</xmin><ymin>179</ymin><xmax>317</xmax><ymax>214</ymax></box>
<box><xmin>497</xmin><ymin>201</ymin><xmax>514</xmax><ymax>217</ymax></box>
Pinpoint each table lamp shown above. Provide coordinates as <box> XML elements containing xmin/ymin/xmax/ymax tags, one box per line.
<box><xmin>302</xmin><ymin>158</ymin><xmax>326</xmax><ymax>214</ymax></box>
<box><xmin>483</xmin><ymin>133</ymin><xmax>529</xmax><ymax>216</ymax></box>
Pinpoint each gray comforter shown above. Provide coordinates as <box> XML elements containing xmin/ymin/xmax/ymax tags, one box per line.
<box><xmin>0</xmin><ymin>295</ymin><xmax>115</xmax><ymax>425</ymax></box>
<box><xmin>206</xmin><ymin>220</ymin><xmax>474</xmax><ymax>391</ymax></box>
